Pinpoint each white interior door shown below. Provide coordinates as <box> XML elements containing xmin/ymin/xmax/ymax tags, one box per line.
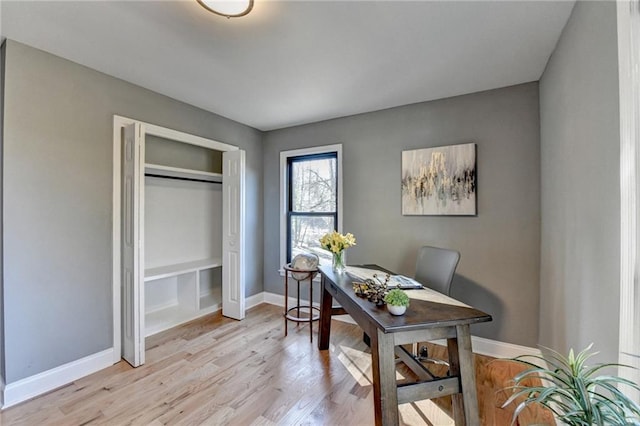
<box><xmin>222</xmin><ymin>150</ymin><xmax>245</xmax><ymax>320</ymax></box>
<box><xmin>122</xmin><ymin>123</ymin><xmax>145</xmax><ymax>366</ymax></box>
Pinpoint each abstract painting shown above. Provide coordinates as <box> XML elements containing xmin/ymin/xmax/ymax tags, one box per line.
<box><xmin>401</xmin><ymin>143</ymin><xmax>477</xmax><ymax>215</ymax></box>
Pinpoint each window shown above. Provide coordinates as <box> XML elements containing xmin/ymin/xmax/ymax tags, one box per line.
<box><xmin>280</xmin><ymin>145</ymin><xmax>342</xmax><ymax>269</ymax></box>
<box><xmin>287</xmin><ymin>153</ymin><xmax>337</xmax><ymax>264</ymax></box>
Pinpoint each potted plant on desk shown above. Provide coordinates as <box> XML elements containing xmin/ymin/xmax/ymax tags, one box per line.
<box><xmin>384</xmin><ymin>288</ymin><xmax>410</xmax><ymax>315</ymax></box>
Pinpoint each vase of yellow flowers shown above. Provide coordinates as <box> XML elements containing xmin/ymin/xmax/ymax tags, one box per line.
<box><xmin>319</xmin><ymin>231</ymin><xmax>356</xmax><ymax>274</ymax></box>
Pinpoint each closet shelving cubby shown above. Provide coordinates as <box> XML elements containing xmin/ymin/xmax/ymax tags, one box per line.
<box><xmin>144</xmin><ymin>258</ymin><xmax>222</xmax><ymax>336</ymax></box>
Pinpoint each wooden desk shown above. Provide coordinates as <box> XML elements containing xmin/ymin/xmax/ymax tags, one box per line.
<box><xmin>317</xmin><ymin>265</ymin><xmax>492</xmax><ymax>426</ymax></box>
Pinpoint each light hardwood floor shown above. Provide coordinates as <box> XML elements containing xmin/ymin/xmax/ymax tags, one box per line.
<box><xmin>0</xmin><ymin>304</ymin><xmax>553</xmax><ymax>425</ymax></box>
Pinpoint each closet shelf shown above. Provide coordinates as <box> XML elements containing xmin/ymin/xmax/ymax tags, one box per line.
<box><xmin>146</xmin><ymin>305</ymin><xmax>199</xmax><ymax>337</ymax></box>
<box><xmin>146</xmin><ymin>299</ymin><xmax>222</xmax><ymax>337</ymax></box>
<box><xmin>145</xmin><ymin>163</ymin><xmax>222</xmax><ymax>183</ymax></box>
<box><xmin>145</xmin><ymin>257</ymin><xmax>222</xmax><ymax>281</ymax></box>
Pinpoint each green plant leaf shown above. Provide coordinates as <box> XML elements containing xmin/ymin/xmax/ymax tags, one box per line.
<box><xmin>503</xmin><ymin>344</ymin><xmax>640</xmax><ymax>426</ymax></box>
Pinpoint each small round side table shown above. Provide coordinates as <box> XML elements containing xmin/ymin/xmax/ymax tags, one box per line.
<box><xmin>283</xmin><ymin>263</ymin><xmax>320</xmax><ymax>342</ymax></box>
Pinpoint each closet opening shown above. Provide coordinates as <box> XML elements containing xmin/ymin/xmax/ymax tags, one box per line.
<box><xmin>143</xmin><ymin>134</ymin><xmax>224</xmax><ymax>337</ymax></box>
<box><xmin>112</xmin><ymin>116</ymin><xmax>246</xmax><ymax>367</ymax></box>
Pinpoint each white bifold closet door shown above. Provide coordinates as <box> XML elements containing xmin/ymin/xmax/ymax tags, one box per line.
<box><xmin>122</xmin><ymin>123</ymin><xmax>145</xmax><ymax>367</ymax></box>
<box><xmin>222</xmin><ymin>149</ymin><xmax>245</xmax><ymax>320</ymax></box>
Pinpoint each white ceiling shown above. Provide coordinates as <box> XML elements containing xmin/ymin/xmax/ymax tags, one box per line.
<box><xmin>1</xmin><ymin>0</ymin><xmax>575</xmax><ymax>131</ymax></box>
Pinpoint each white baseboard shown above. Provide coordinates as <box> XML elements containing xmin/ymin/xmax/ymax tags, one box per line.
<box><xmin>263</xmin><ymin>291</ymin><xmax>321</xmax><ymax>309</ymax></box>
<box><xmin>0</xmin><ymin>296</ymin><xmax>541</xmax><ymax>410</ymax></box>
<box><xmin>1</xmin><ymin>293</ymin><xmax>274</xmax><ymax>409</ymax></box>
<box><xmin>2</xmin><ymin>348</ymin><xmax>114</xmax><ymax>410</ymax></box>
<box><xmin>245</xmin><ymin>292</ymin><xmax>266</xmax><ymax>310</ymax></box>
<box><xmin>470</xmin><ymin>336</ymin><xmax>541</xmax><ymax>359</ymax></box>
<box><xmin>261</xmin><ymin>291</ymin><xmax>540</xmax><ymax>359</ymax></box>
<box><xmin>0</xmin><ymin>374</ymin><xmax>4</xmax><ymax>408</ymax></box>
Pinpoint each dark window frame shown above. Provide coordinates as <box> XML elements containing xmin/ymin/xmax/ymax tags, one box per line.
<box><xmin>286</xmin><ymin>152</ymin><xmax>339</xmax><ymax>263</ymax></box>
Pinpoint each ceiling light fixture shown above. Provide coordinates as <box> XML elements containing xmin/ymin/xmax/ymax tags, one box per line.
<box><xmin>197</xmin><ymin>0</ymin><xmax>253</xmax><ymax>18</ymax></box>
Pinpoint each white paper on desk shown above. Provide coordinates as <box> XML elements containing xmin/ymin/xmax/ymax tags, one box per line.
<box><xmin>345</xmin><ymin>267</ymin><xmax>423</xmax><ymax>289</ymax></box>
<box><xmin>409</xmin><ymin>287</ymin><xmax>470</xmax><ymax>307</ymax></box>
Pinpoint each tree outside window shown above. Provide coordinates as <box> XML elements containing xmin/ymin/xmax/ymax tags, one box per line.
<box><xmin>287</xmin><ymin>153</ymin><xmax>338</xmax><ymax>265</ymax></box>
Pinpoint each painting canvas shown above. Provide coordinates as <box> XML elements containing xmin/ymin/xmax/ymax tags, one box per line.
<box><xmin>401</xmin><ymin>143</ymin><xmax>477</xmax><ymax>215</ymax></box>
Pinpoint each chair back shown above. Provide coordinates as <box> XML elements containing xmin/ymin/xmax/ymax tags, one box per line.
<box><xmin>414</xmin><ymin>246</ymin><xmax>460</xmax><ymax>295</ymax></box>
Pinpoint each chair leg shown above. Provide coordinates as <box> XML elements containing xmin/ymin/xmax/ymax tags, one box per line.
<box><xmin>413</xmin><ymin>343</ymin><xmax>450</xmax><ymax>375</ymax></box>
<box><xmin>419</xmin><ymin>345</ymin><xmax>429</xmax><ymax>358</ymax></box>
<box><xmin>411</xmin><ymin>342</ymin><xmax>429</xmax><ymax>360</ymax></box>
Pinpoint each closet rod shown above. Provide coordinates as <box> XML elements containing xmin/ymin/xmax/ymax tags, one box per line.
<box><xmin>145</xmin><ymin>173</ymin><xmax>222</xmax><ymax>184</ymax></box>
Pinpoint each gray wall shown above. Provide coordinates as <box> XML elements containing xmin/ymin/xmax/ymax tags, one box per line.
<box><xmin>539</xmin><ymin>1</ymin><xmax>620</xmax><ymax>362</ymax></box>
<box><xmin>2</xmin><ymin>40</ymin><xmax>263</xmax><ymax>383</ymax></box>
<box><xmin>263</xmin><ymin>83</ymin><xmax>541</xmax><ymax>346</ymax></box>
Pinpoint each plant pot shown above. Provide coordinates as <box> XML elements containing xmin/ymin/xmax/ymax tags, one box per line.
<box><xmin>387</xmin><ymin>304</ymin><xmax>406</xmax><ymax>316</ymax></box>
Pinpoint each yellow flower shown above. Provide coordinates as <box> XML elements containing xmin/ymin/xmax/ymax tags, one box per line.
<box><xmin>319</xmin><ymin>231</ymin><xmax>356</xmax><ymax>254</ymax></box>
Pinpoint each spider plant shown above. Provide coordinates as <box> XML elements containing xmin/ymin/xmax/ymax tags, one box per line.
<box><xmin>502</xmin><ymin>343</ymin><xmax>640</xmax><ymax>425</ymax></box>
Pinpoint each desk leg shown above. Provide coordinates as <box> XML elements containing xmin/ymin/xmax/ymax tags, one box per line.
<box><xmin>447</xmin><ymin>325</ymin><xmax>479</xmax><ymax>426</ymax></box>
<box><xmin>371</xmin><ymin>329</ymin><xmax>399</xmax><ymax>426</ymax></box>
<box><xmin>318</xmin><ymin>275</ymin><xmax>333</xmax><ymax>350</ymax></box>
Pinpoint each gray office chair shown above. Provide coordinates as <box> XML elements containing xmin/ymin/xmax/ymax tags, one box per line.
<box><xmin>413</xmin><ymin>245</ymin><xmax>460</xmax><ymax>366</ymax></box>
<box><xmin>415</xmin><ymin>245</ymin><xmax>460</xmax><ymax>296</ymax></box>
